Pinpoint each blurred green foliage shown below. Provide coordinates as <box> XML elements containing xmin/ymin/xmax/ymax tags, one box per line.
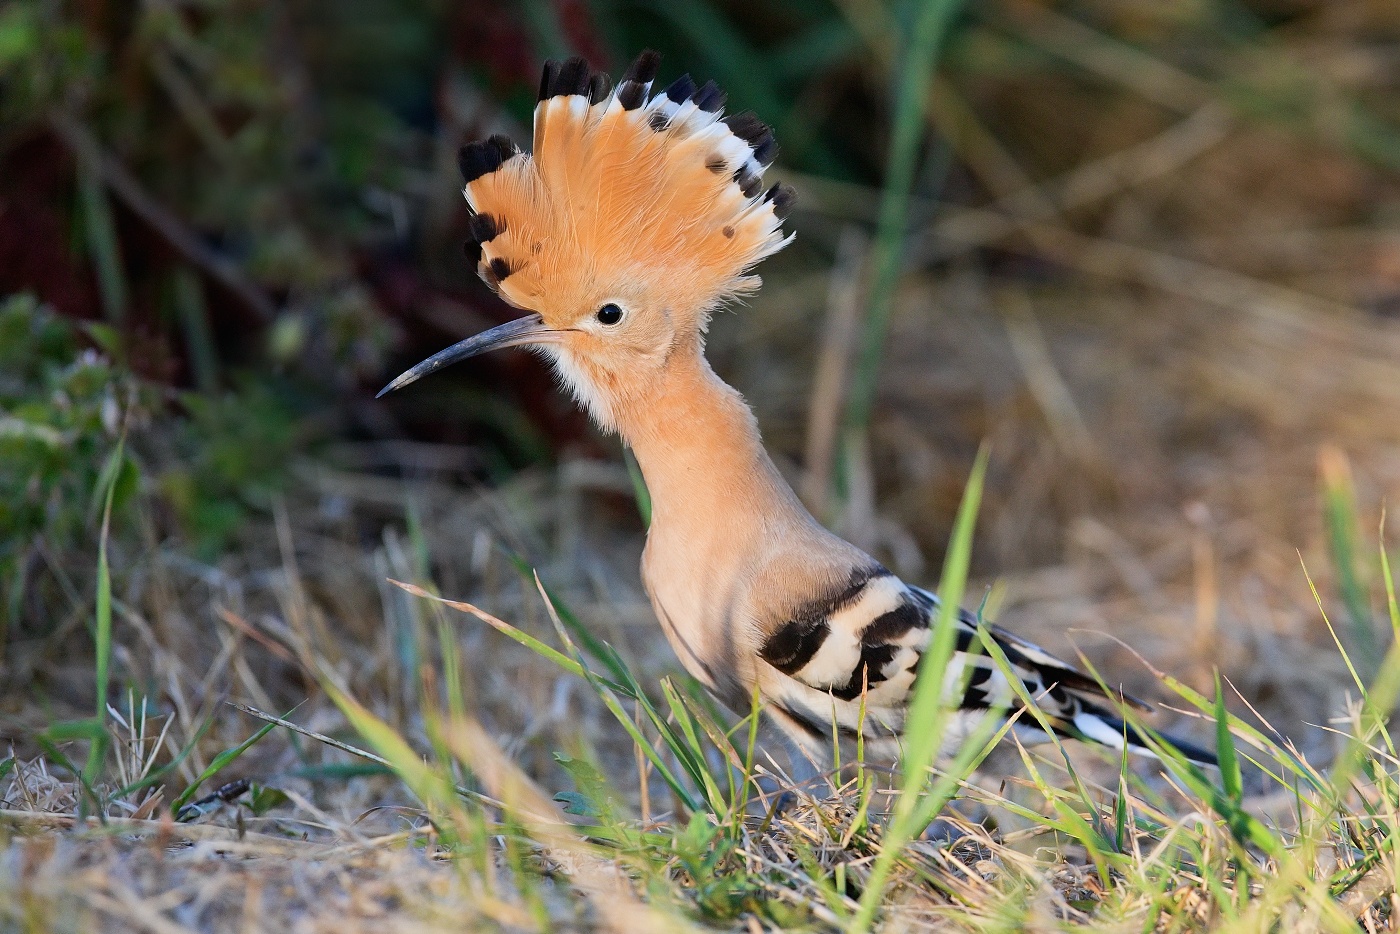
<box><xmin>0</xmin><ymin>295</ymin><xmax>304</xmax><ymax>628</ymax></box>
<box><xmin>161</xmin><ymin>379</ymin><xmax>301</xmax><ymax>555</ymax></box>
<box><xmin>0</xmin><ymin>3</ymin><xmax>89</xmax><ymax>122</ymax></box>
<box><xmin>0</xmin><ymin>295</ymin><xmax>142</xmax><ymax>621</ymax></box>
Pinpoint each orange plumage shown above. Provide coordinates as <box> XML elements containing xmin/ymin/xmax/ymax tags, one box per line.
<box><xmin>460</xmin><ymin>52</ymin><xmax>794</xmax><ymax>333</ymax></box>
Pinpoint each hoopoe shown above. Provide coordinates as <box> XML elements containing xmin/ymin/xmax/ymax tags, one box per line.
<box><xmin>381</xmin><ymin>52</ymin><xmax>1216</xmax><ymax>773</ymax></box>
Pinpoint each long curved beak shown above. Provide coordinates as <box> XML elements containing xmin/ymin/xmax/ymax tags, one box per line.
<box><xmin>376</xmin><ymin>313</ymin><xmax>554</xmax><ymax>398</ymax></box>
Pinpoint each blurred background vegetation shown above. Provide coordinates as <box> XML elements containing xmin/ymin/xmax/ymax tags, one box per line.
<box><xmin>3</xmin><ymin>0</ymin><xmax>1400</xmax><ymax>776</ymax></box>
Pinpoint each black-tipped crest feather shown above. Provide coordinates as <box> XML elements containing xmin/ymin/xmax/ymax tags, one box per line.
<box><xmin>691</xmin><ymin>80</ymin><xmax>725</xmax><ymax>112</ymax></box>
<box><xmin>487</xmin><ymin>257</ymin><xmax>513</xmax><ymax>282</ymax></box>
<box><xmin>752</xmin><ymin>136</ymin><xmax>778</xmax><ymax>166</ymax></box>
<box><xmin>468</xmin><ymin>214</ymin><xmax>503</xmax><ymax>243</ymax></box>
<box><xmin>767</xmin><ymin>183</ymin><xmax>796</xmax><ymax>219</ymax></box>
<box><xmin>537</xmin><ymin>60</ymin><xmax>560</xmax><ymax>102</ymax></box>
<box><xmin>723</xmin><ymin>112</ymin><xmax>770</xmax><ymax>146</ymax></box>
<box><xmin>615</xmin><ymin>52</ymin><xmax>660</xmax><ymax>111</ymax></box>
<box><xmin>621</xmin><ymin>50</ymin><xmax>660</xmax><ymax>85</ymax></box>
<box><xmin>616</xmin><ymin>82</ymin><xmax>646</xmax><ymax>110</ymax></box>
<box><xmin>550</xmin><ymin>57</ymin><xmax>590</xmax><ymax>98</ymax></box>
<box><xmin>663</xmin><ymin>74</ymin><xmax>696</xmax><ymax>103</ymax></box>
<box><xmin>587</xmin><ymin>72</ymin><xmax>612</xmax><ymax>104</ymax></box>
<box><xmin>458</xmin><ymin>136</ymin><xmax>519</xmax><ymax>185</ymax></box>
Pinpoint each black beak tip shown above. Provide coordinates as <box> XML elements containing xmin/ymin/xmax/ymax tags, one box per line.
<box><xmin>372</xmin><ymin>314</ymin><xmax>546</xmax><ymax>401</ymax></box>
<box><xmin>375</xmin><ymin>371</ymin><xmax>418</xmax><ymax>398</ymax></box>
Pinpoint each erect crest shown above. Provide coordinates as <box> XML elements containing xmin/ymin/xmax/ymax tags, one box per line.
<box><xmin>457</xmin><ymin>51</ymin><xmax>795</xmax><ymax>319</ymax></box>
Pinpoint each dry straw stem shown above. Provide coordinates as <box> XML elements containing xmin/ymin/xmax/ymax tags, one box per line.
<box><xmin>790</xmin><ymin>97</ymin><xmax>1232</xmax><ymax>239</ymax></box>
<box><xmin>996</xmin><ymin>290</ymin><xmax>1102</xmax><ymax>474</ymax></box>
<box><xmin>922</xmin><ymin>207</ymin><xmax>1400</xmax><ymax>424</ymax></box>
<box><xmin>916</xmin><ymin>102</ymin><xmax>1235</xmax><ymax>261</ymax></box>
<box><xmin>0</xmin><ymin>807</ymin><xmax>320</xmax><ymax>854</ymax></box>
<box><xmin>802</xmin><ymin>225</ymin><xmax>868</xmax><ymax>517</ymax></box>
<box><xmin>996</xmin><ymin>0</ymin><xmax>1211</xmax><ymax>113</ymax></box>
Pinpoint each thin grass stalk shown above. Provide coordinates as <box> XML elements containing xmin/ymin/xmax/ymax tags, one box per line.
<box><xmin>1321</xmin><ymin>448</ymin><xmax>1378</xmax><ymax>672</ymax></box>
<box><xmin>851</xmin><ymin>445</ymin><xmax>985</xmax><ymax>932</ymax></box>
<box><xmin>842</xmin><ymin>0</ymin><xmax>965</xmax><ymax>442</ymax></box>
<box><xmin>172</xmin><ymin>266</ymin><xmax>218</xmax><ymax>393</ymax></box>
<box><xmin>77</xmin><ymin>149</ymin><xmax>127</xmax><ymax>325</ymax></box>
<box><xmin>170</xmin><ymin>717</ymin><xmax>280</xmax><ymax>818</ymax></box>
<box><xmin>79</xmin><ymin>425</ymin><xmax>128</xmax><ymax>814</ymax></box>
<box><xmin>623</xmin><ymin>447</ymin><xmax>651</xmax><ymax>526</ymax></box>
<box><xmin>320</xmin><ymin>677</ymin><xmax>466</xmax><ymax>844</ymax></box>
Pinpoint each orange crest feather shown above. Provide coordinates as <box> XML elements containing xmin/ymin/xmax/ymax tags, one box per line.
<box><xmin>458</xmin><ymin>52</ymin><xmax>795</xmax><ymax>321</ymax></box>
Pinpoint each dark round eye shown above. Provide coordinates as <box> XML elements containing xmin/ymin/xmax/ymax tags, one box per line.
<box><xmin>596</xmin><ymin>303</ymin><xmax>623</xmax><ymax>325</ymax></box>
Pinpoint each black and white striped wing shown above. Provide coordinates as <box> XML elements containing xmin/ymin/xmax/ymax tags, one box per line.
<box><xmin>756</xmin><ymin>566</ymin><xmax>1210</xmax><ymax>763</ymax></box>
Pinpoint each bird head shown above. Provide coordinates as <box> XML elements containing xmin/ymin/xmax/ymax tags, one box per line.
<box><xmin>378</xmin><ymin>51</ymin><xmax>795</xmax><ymax>430</ymax></box>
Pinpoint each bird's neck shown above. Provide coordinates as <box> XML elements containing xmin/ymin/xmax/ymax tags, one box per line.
<box><xmin>612</xmin><ymin>344</ymin><xmax>809</xmax><ymax>544</ymax></box>
<box><xmin>608</xmin><ymin>341</ymin><xmax>867</xmax><ymax>705</ymax></box>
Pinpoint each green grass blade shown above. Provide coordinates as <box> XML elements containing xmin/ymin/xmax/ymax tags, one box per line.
<box><xmin>538</xmin><ymin>587</ymin><xmax>707</xmax><ymax>814</ymax></box>
<box><xmin>1114</xmin><ymin>741</ymin><xmax>1130</xmax><ymax>853</ymax></box>
<box><xmin>1119</xmin><ymin>711</ymin><xmax>1285</xmax><ymax>859</ymax></box>
<box><xmin>852</xmin><ymin>444</ymin><xmax>985</xmax><ymax>932</ymax></box>
<box><xmin>111</xmin><ymin>711</ymin><xmax>216</xmax><ymax>799</ymax></box>
<box><xmin>1302</xmin><ymin>557</ymin><xmax>1367</xmax><ymax>697</ymax></box>
<box><xmin>1321</xmin><ymin>448</ymin><xmax>1377</xmax><ymax>667</ymax></box>
<box><xmin>509</xmin><ymin>555</ymin><xmax>634</xmax><ymax>686</ymax></box>
<box><xmin>898</xmin><ymin>446</ymin><xmax>986</xmax><ymax>784</ymax></box>
<box><xmin>35</xmin><ymin>734</ymin><xmax>104</xmax><ymax>818</ymax></box>
<box><xmin>322</xmin><ymin>683</ymin><xmax>453</xmax><ymax>799</ymax></box>
<box><xmin>93</xmin><ymin>453</ymin><xmax>116</xmax><ymax>724</ymax></box>
<box><xmin>390</xmin><ymin>579</ymin><xmax>629</xmax><ymax>696</ymax></box>
<box><xmin>172</xmin><ymin>266</ymin><xmax>218</xmax><ymax>392</ymax></box>
<box><xmin>77</xmin><ymin>150</ymin><xmax>127</xmax><ymax>325</ymax></box>
<box><xmin>907</xmin><ymin>705</ymin><xmax>1012</xmax><ymax>833</ymax></box>
<box><xmin>843</xmin><ymin>0</ymin><xmax>967</xmax><ymax>441</ymax></box>
<box><xmin>171</xmin><ymin>712</ymin><xmax>289</xmax><ymax>818</ymax></box>
<box><xmin>81</xmin><ymin>425</ymin><xmax>127</xmax><ymax>814</ymax></box>
<box><xmin>1380</xmin><ymin>511</ymin><xmax>1398</xmax><ymax>639</ymax></box>
<box><xmin>662</xmin><ymin>681</ymin><xmax>731</xmax><ymax>812</ymax></box>
<box><xmin>1116</xmin><ymin>648</ymin><xmax>1331</xmax><ymax>796</ymax></box>
<box><xmin>1214</xmin><ymin>671</ymin><xmax>1242</xmax><ymax>804</ymax></box>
